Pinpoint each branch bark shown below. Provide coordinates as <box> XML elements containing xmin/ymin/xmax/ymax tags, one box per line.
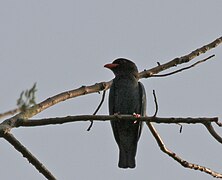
<box><xmin>139</xmin><ymin>36</ymin><xmax>222</xmax><ymax>78</ymax></box>
<box><xmin>203</xmin><ymin>122</ymin><xmax>222</xmax><ymax>144</ymax></box>
<box><xmin>3</xmin><ymin>132</ymin><xmax>56</xmax><ymax>180</ymax></box>
<box><xmin>2</xmin><ymin>36</ymin><xmax>221</xmax><ymax>130</ymax></box>
<box><xmin>146</xmin><ymin>122</ymin><xmax>222</xmax><ymax>178</ymax></box>
<box><xmin>152</xmin><ymin>55</ymin><xmax>215</xmax><ymax>77</ymax></box>
<box><xmin>0</xmin><ymin>108</ymin><xmax>20</xmax><ymax>119</ymax></box>
<box><xmin>14</xmin><ymin>115</ymin><xmax>219</xmax><ymax>127</ymax></box>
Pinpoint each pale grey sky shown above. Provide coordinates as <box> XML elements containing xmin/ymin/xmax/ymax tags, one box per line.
<box><xmin>0</xmin><ymin>0</ymin><xmax>222</xmax><ymax>179</ymax></box>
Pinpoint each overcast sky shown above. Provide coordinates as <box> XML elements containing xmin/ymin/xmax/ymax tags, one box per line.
<box><xmin>0</xmin><ymin>0</ymin><xmax>222</xmax><ymax>180</ymax></box>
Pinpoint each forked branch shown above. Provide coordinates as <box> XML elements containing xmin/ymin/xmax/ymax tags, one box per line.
<box><xmin>2</xmin><ymin>37</ymin><xmax>221</xmax><ymax>129</ymax></box>
<box><xmin>203</xmin><ymin>122</ymin><xmax>222</xmax><ymax>144</ymax></box>
<box><xmin>152</xmin><ymin>55</ymin><xmax>215</xmax><ymax>77</ymax></box>
<box><xmin>147</xmin><ymin>85</ymin><xmax>222</xmax><ymax>178</ymax></box>
<box><xmin>146</xmin><ymin>122</ymin><xmax>222</xmax><ymax>178</ymax></box>
<box><xmin>0</xmin><ymin>36</ymin><xmax>221</xmax><ymax>179</ymax></box>
<box><xmin>139</xmin><ymin>36</ymin><xmax>221</xmax><ymax>78</ymax></box>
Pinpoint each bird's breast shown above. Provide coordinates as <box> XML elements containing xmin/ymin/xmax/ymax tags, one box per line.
<box><xmin>110</xmin><ymin>77</ymin><xmax>140</xmax><ymax>114</ymax></box>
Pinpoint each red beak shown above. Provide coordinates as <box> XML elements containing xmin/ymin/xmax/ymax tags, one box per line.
<box><xmin>104</xmin><ymin>63</ymin><xmax>119</xmax><ymax>69</ymax></box>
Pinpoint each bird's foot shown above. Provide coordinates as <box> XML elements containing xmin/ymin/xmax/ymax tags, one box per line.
<box><xmin>133</xmin><ymin>113</ymin><xmax>141</xmax><ymax>123</ymax></box>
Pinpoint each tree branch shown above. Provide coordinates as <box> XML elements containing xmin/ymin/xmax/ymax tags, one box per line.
<box><xmin>152</xmin><ymin>55</ymin><xmax>215</xmax><ymax>77</ymax></box>
<box><xmin>203</xmin><ymin>122</ymin><xmax>222</xmax><ymax>144</ymax></box>
<box><xmin>0</xmin><ymin>108</ymin><xmax>20</xmax><ymax>119</ymax></box>
<box><xmin>3</xmin><ymin>132</ymin><xmax>56</xmax><ymax>180</ymax></box>
<box><xmin>14</xmin><ymin>115</ymin><xmax>219</xmax><ymax>127</ymax></box>
<box><xmin>152</xmin><ymin>90</ymin><xmax>159</xmax><ymax>117</ymax></box>
<box><xmin>0</xmin><ymin>36</ymin><xmax>221</xmax><ymax>179</ymax></box>
<box><xmin>87</xmin><ymin>90</ymin><xmax>106</xmax><ymax>131</ymax></box>
<box><xmin>146</xmin><ymin>122</ymin><xmax>222</xmax><ymax>178</ymax></box>
<box><xmin>2</xmin><ymin>36</ymin><xmax>221</xmax><ymax>129</ymax></box>
<box><xmin>2</xmin><ymin>82</ymin><xmax>111</xmax><ymax>129</ymax></box>
<box><xmin>139</xmin><ymin>36</ymin><xmax>222</xmax><ymax>78</ymax></box>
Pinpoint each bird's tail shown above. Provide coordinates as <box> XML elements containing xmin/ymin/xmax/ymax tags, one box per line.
<box><xmin>118</xmin><ymin>149</ymin><xmax>136</xmax><ymax>168</ymax></box>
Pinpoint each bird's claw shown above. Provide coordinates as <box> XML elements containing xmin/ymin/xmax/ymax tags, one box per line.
<box><xmin>133</xmin><ymin>113</ymin><xmax>141</xmax><ymax>118</ymax></box>
<box><xmin>133</xmin><ymin>113</ymin><xmax>141</xmax><ymax>123</ymax></box>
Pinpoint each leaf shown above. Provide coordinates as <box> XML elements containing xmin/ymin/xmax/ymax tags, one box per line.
<box><xmin>16</xmin><ymin>83</ymin><xmax>38</xmax><ymax>111</ymax></box>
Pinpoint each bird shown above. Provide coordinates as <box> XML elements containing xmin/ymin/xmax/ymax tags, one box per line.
<box><xmin>104</xmin><ymin>58</ymin><xmax>146</xmax><ymax>169</ymax></box>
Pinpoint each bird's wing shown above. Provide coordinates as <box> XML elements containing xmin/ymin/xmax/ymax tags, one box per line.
<box><xmin>139</xmin><ymin>82</ymin><xmax>147</xmax><ymax>117</ymax></box>
<box><xmin>108</xmin><ymin>84</ymin><xmax>115</xmax><ymax>115</ymax></box>
<box><xmin>109</xmin><ymin>82</ymin><xmax>147</xmax><ymax>143</ymax></box>
<box><xmin>137</xmin><ymin>82</ymin><xmax>147</xmax><ymax>140</ymax></box>
<box><xmin>109</xmin><ymin>84</ymin><xmax>121</xmax><ymax>145</ymax></box>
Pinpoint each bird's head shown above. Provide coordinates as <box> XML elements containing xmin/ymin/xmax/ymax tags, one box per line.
<box><xmin>104</xmin><ymin>58</ymin><xmax>139</xmax><ymax>78</ymax></box>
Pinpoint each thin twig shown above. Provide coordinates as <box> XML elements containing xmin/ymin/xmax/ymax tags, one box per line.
<box><xmin>203</xmin><ymin>122</ymin><xmax>222</xmax><ymax>144</ymax></box>
<box><xmin>87</xmin><ymin>90</ymin><xmax>106</xmax><ymax>131</ymax></box>
<box><xmin>152</xmin><ymin>90</ymin><xmax>158</xmax><ymax>117</ymax></box>
<box><xmin>178</xmin><ymin>123</ymin><xmax>183</xmax><ymax>133</ymax></box>
<box><xmin>146</xmin><ymin>122</ymin><xmax>222</xmax><ymax>178</ymax></box>
<box><xmin>3</xmin><ymin>132</ymin><xmax>56</xmax><ymax>180</ymax></box>
<box><xmin>152</xmin><ymin>55</ymin><xmax>215</xmax><ymax>77</ymax></box>
<box><xmin>216</xmin><ymin>121</ymin><xmax>222</xmax><ymax>127</ymax></box>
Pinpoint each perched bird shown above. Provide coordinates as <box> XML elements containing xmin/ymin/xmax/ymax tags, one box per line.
<box><xmin>104</xmin><ymin>58</ymin><xmax>146</xmax><ymax>169</ymax></box>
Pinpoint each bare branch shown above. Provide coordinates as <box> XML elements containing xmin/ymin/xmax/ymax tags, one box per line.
<box><xmin>3</xmin><ymin>132</ymin><xmax>56</xmax><ymax>180</ymax></box>
<box><xmin>146</xmin><ymin>122</ymin><xmax>222</xmax><ymax>178</ymax></box>
<box><xmin>139</xmin><ymin>36</ymin><xmax>222</xmax><ymax>78</ymax></box>
<box><xmin>216</xmin><ymin>121</ymin><xmax>222</xmax><ymax>127</ymax></box>
<box><xmin>2</xmin><ymin>81</ymin><xmax>112</xmax><ymax>128</ymax></box>
<box><xmin>1</xmin><ymin>37</ymin><xmax>221</xmax><ymax>129</ymax></box>
<box><xmin>0</xmin><ymin>36</ymin><xmax>221</xmax><ymax>179</ymax></box>
<box><xmin>152</xmin><ymin>89</ymin><xmax>183</xmax><ymax>133</ymax></box>
<box><xmin>152</xmin><ymin>90</ymin><xmax>158</xmax><ymax>117</ymax></box>
<box><xmin>0</xmin><ymin>108</ymin><xmax>20</xmax><ymax>119</ymax></box>
<box><xmin>93</xmin><ymin>90</ymin><xmax>106</xmax><ymax>115</ymax></box>
<box><xmin>152</xmin><ymin>55</ymin><xmax>215</xmax><ymax>77</ymax></box>
<box><xmin>203</xmin><ymin>122</ymin><xmax>222</xmax><ymax>144</ymax></box>
<box><xmin>87</xmin><ymin>90</ymin><xmax>106</xmax><ymax>131</ymax></box>
<box><xmin>178</xmin><ymin>124</ymin><xmax>183</xmax><ymax>133</ymax></box>
<box><xmin>14</xmin><ymin>115</ymin><xmax>219</xmax><ymax>127</ymax></box>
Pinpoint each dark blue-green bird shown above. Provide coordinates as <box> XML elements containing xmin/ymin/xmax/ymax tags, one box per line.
<box><xmin>104</xmin><ymin>58</ymin><xmax>146</xmax><ymax>168</ymax></box>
